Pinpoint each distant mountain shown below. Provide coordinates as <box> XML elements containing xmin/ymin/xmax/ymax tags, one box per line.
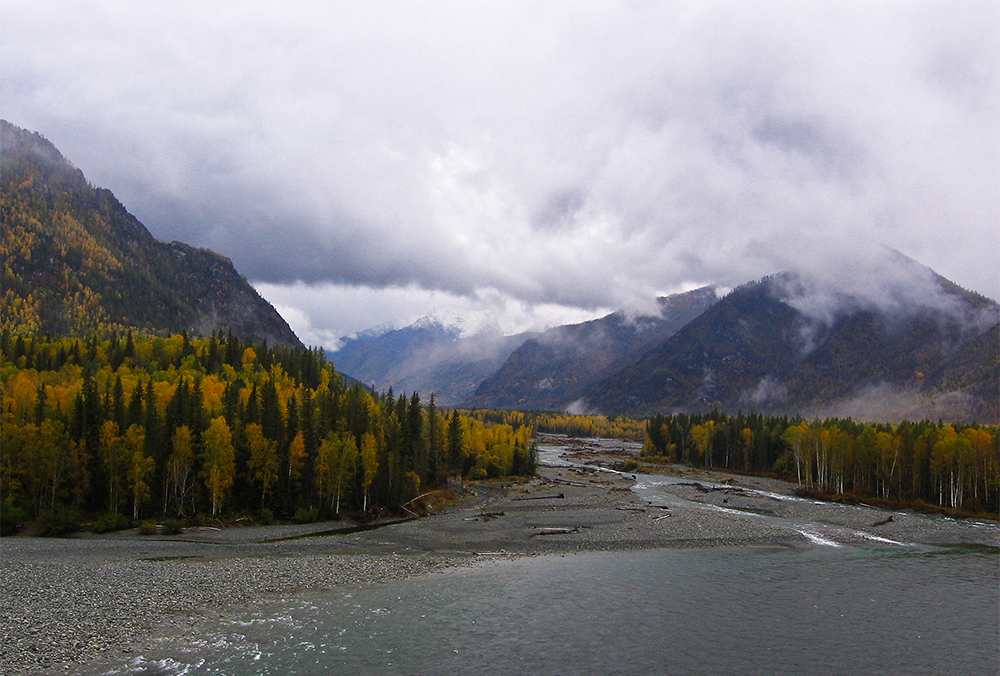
<box><xmin>582</xmin><ymin>266</ymin><xmax>999</xmax><ymax>423</ymax></box>
<box><xmin>332</xmin><ymin>318</ymin><xmax>534</xmax><ymax>406</ymax></box>
<box><xmin>466</xmin><ymin>286</ymin><xmax>719</xmax><ymax>411</ymax></box>
<box><xmin>0</xmin><ymin>120</ymin><xmax>301</xmax><ymax>346</ymax></box>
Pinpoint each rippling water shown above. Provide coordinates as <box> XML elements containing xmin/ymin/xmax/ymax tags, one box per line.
<box><xmin>106</xmin><ymin>442</ymin><xmax>999</xmax><ymax>676</ymax></box>
<box><xmin>110</xmin><ymin>546</ymin><xmax>997</xmax><ymax>676</ymax></box>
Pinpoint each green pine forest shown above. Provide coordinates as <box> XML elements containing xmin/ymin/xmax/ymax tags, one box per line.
<box><xmin>1</xmin><ymin>329</ymin><xmax>997</xmax><ymax>535</ymax></box>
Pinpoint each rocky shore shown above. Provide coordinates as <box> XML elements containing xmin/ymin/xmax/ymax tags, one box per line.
<box><xmin>2</xmin><ymin>456</ymin><xmax>997</xmax><ymax>676</ymax></box>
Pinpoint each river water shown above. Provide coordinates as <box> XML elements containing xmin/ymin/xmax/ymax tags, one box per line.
<box><xmin>106</xmin><ymin>441</ymin><xmax>999</xmax><ymax>676</ymax></box>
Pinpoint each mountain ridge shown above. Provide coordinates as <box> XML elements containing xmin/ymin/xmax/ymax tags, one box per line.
<box><xmin>582</xmin><ymin>268</ymin><xmax>999</xmax><ymax>422</ymax></box>
<box><xmin>0</xmin><ymin>120</ymin><xmax>301</xmax><ymax>346</ymax></box>
<box><xmin>466</xmin><ymin>286</ymin><xmax>720</xmax><ymax>411</ymax></box>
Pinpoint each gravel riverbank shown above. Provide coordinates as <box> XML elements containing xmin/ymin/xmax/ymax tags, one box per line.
<box><xmin>2</xmin><ymin>458</ymin><xmax>997</xmax><ymax>676</ymax></box>
<box><xmin>1</xmin><ymin>549</ymin><xmax>455</xmax><ymax>675</ymax></box>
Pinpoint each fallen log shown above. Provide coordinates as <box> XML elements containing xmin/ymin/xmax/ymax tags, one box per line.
<box><xmin>532</xmin><ymin>527</ymin><xmax>579</xmax><ymax>536</ymax></box>
<box><xmin>462</xmin><ymin>512</ymin><xmax>505</xmax><ymax>522</ymax></box>
<box><xmin>550</xmin><ymin>478</ymin><xmax>590</xmax><ymax>487</ymax></box>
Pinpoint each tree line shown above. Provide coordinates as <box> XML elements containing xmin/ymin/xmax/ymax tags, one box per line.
<box><xmin>642</xmin><ymin>411</ymin><xmax>998</xmax><ymax>513</ymax></box>
<box><xmin>0</xmin><ymin>330</ymin><xmax>536</xmax><ymax>532</ymax></box>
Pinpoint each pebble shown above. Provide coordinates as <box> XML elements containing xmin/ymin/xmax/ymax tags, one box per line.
<box><xmin>0</xmin><ymin>545</ymin><xmax>454</xmax><ymax>675</ymax></box>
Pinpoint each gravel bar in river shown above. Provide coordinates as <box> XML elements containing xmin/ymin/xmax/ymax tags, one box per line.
<box><xmin>2</xmin><ymin>460</ymin><xmax>996</xmax><ymax>675</ymax></box>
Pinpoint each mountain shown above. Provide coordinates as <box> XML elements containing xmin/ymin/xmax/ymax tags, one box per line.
<box><xmin>0</xmin><ymin>120</ymin><xmax>301</xmax><ymax>346</ymax></box>
<box><xmin>466</xmin><ymin>286</ymin><xmax>719</xmax><ymax>411</ymax></box>
<box><xmin>582</xmin><ymin>265</ymin><xmax>999</xmax><ymax>422</ymax></box>
<box><xmin>332</xmin><ymin>318</ymin><xmax>534</xmax><ymax>406</ymax></box>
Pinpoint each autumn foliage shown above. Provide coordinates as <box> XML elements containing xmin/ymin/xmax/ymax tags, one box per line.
<box><xmin>0</xmin><ymin>330</ymin><xmax>536</xmax><ymax>531</ymax></box>
<box><xmin>641</xmin><ymin>411</ymin><xmax>998</xmax><ymax>514</ymax></box>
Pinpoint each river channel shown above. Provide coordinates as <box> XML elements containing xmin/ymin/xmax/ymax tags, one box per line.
<box><xmin>104</xmin><ymin>437</ymin><xmax>999</xmax><ymax>676</ymax></box>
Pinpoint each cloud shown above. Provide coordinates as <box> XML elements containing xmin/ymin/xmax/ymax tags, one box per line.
<box><xmin>741</xmin><ymin>377</ymin><xmax>790</xmax><ymax>408</ymax></box>
<box><xmin>2</xmin><ymin>0</ymin><xmax>997</xmax><ymax>341</ymax></box>
<box><xmin>803</xmin><ymin>382</ymin><xmax>986</xmax><ymax>424</ymax></box>
<box><xmin>255</xmin><ymin>282</ymin><xmax>608</xmax><ymax>349</ymax></box>
<box><xmin>760</xmin><ymin>245</ymin><xmax>1000</xmax><ymax>356</ymax></box>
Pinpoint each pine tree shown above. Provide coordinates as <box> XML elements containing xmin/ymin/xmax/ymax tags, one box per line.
<box><xmin>127</xmin><ymin>380</ymin><xmax>144</xmax><ymax>429</ymax></box>
<box><xmin>447</xmin><ymin>409</ymin><xmax>465</xmax><ymax>469</ymax></box>
<box><xmin>426</xmin><ymin>394</ymin><xmax>443</xmax><ymax>481</ymax></box>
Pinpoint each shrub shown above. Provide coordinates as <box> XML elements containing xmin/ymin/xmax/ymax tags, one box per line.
<box><xmin>161</xmin><ymin>518</ymin><xmax>184</xmax><ymax>535</ymax></box>
<box><xmin>37</xmin><ymin>508</ymin><xmax>83</xmax><ymax>536</ymax></box>
<box><xmin>623</xmin><ymin>458</ymin><xmax>640</xmax><ymax>472</ymax></box>
<box><xmin>138</xmin><ymin>519</ymin><xmax>157</xmax><ymax>535</ymax></box>
<box><xmin>92</xmin><ymin>512</ymin><xmax>130</xmax><ymax>534</ymax></box>
<box><xmin>257</xmin><ymin>508</ymin><xmax>275</xmax><ymax>525</ymax></box>
<box><xmin>294</xmin><ymin>507</ymin><xmax>318</xmax><ymax>524</ymax></box>
<box><xmin>1</xmin><ymin>504</ymin><xmax>27</xmax><ymax>536</ymax></box>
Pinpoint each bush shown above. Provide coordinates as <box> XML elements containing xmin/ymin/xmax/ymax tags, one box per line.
<box><xmin>138</xmin><ymin>519</ymin><xmax>157</xmax><ymax>535</ymax></box>
<box><xmin>1</xmin><ymin>504</ymin><xmax>27</xmax><ymax>536</ymax></box>
<box><xmin>257</xmin><ymin>508</ymin><xmax>275</xmax><ymax>525</ymax></box>
<box><xmin>161</xmin><ymin>518</ymin><xmax>184</xmax><ymax>535</ymax></box>
<box><xmin>37</xmin><ymin>508</ymin><xmax>83</xmax><ymax>536</ymax></box>
<box><xmin>92</xmin><ymin>512</ymin><xmax>130</xmax><ymax>534</ymax></box>
<box><xmin>294</xmin><ymin>507</ymin><xmax>319</xmax><ymax>524</ymax></box>
<box><xmin>623</xmin><ymin>458</ymin><xmax>640</xmax><ymax>472</ymax></box>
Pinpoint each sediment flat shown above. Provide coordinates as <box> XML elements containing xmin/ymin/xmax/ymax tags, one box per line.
<box><xmin>2</xmin><ymin>461</ymin><xmax>996</xmax><ymax>675</ymax></box>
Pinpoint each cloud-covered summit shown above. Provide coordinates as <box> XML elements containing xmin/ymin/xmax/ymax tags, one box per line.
<box><xmin>3</xmin><ymin>1</ymin><xmax>996</xmax><ymax>345</ymax></box>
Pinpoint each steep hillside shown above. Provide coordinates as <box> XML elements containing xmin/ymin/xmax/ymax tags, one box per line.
<box><xmin>0</xmin><ymin>120</ymin><xmax>301</xmax><ymax>346</ymax></box>
<box><xmin>332</xmin><ymin>319</ymin><xmax>533</xmax><ymax>405</ymax></box>
<box><xmin>466</xmin><ymin>286</ymin><xmax>718</xmax><ymax>411</ymax></box>
<box><xmin>583</xmin><ymin>269</ymin><xmax>999</xmax><ymax>422</ymax></box>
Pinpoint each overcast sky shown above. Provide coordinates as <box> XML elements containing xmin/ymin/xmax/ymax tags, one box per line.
<box><xmin>3</xmin><ymin>1</ymin><xmax>997</xmax><ymax>348</ymax></box>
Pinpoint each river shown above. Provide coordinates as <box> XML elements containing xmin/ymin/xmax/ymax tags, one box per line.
<box><xmin>102</xmin><ymin>439</ymin><xmax>999</xmax><ymax>676</ymax></box>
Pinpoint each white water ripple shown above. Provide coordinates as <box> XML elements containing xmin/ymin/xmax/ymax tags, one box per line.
<box><xmin>798</xmin><ymin>529</ymin><xmax>844</xmax><ymax>548</ymax></box>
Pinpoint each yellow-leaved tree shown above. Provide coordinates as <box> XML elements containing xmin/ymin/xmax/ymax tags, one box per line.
<box><xmin>315</xmin><ymin>431</ymin><xmax>357</xmax><ymax>515</ymax></box>
<box><xmin>246</xmin><ymin>423</ymin><xmax>279</xmax><ymax>507</ymax></box>
<box><xmin>202</xmin><ymin>416</ymin><xmax>235</xmax><ymax>516</ymax></box>
<box><xmin>287</xmin><ymin>431</ymin><xmax>307</xmax><ymax>496</ymax></box>
<box><xmin>167</xmin><ymin>426</ymin><xmax>195</xmax><ymax>517</ymax></box>
<box><xmin>99</xmin><ymin>421</ymin><xmax>128</xmax><ymax>514</ymax></box>
<box><xmin>124</xmin><ymin>424</ymin><xmax>153</xmax><ymax>520</ymax></box>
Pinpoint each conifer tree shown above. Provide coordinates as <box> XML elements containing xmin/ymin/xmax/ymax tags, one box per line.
<box><xmin>447</xmin><ymin>409</ymin><xmax>465</xmax><ymax>469</ymax></box>
<box><xmin>426</xmin><ymin>394</ymin><xmax>443</xmax><ymax>481</ymax></box>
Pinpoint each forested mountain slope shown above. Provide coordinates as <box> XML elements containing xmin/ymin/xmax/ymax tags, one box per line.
<box><xmin>0</xmin><ymin>120</ymin><xmax>300</xmax><ymax>346</ymax></box>
<box><xmin>584</xmin><ymin>268</ymin><xmax>1000</xmax><ymax>423</ymax></box>
<box><xmin>467</xmin><ymin>286</ymin><xmax>718</xmax><ymax>411</ymax></box>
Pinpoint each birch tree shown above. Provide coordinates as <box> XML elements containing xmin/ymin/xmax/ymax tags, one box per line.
<box><xmin>202</xmin><ymin>416</ymin><xmax>235</xmax><ymax>516</ymax></box>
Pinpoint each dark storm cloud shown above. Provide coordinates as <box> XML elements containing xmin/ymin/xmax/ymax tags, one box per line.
<box><xmin>2</xmin><ymin>0</ymin><xmax>997</xmax><ymax>340</ymax></box>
